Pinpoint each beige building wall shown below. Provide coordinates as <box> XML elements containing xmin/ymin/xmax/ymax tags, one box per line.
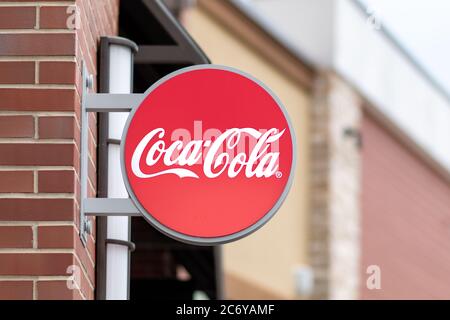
<box><xmin>183</xmin><ymin>2</ymin><xmax>313</xmax><ymax>299</ymax></box>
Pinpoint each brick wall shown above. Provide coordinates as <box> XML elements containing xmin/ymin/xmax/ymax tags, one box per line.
<box><xmin>0</xmin><ymin>0</ymin><xmax>118</xmax><ymax>300</ymax></box>
<box><xmin>361</xmin><ymin>112</ymin><xmax>450</xmax><ymax>299</ymax></box>
<box><xmin>309</xmin><ymin>72</ymin><xmax>362</xmax><ymax>299</ymax></box>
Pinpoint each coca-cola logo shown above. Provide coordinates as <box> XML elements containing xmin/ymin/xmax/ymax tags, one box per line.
<box><xmin>122</xmin><ymin>65</ymin><xmax>295</xmax><ymax>245</ymax></box>
<box><xmin>131</xmin><ymin>124</ymin><xmax>284</xmax><ymax>179</ymax></box>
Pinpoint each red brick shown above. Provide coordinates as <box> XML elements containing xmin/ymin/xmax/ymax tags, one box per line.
<box><xmin>74</xmin><ymin>231</ymin><xmax>95</xmax><ymax>283</ymax></box>
<box><xmin>74</xmin><ymin>115</ymin><xmax>81</xmax><ymax>148</ymax></box>
<box><xmin>38</xmin><ymin>170</ymin><xmax>75</xmax><ymax>193</ymax></box>
<box><xmin>0</xmin><ymin>171</ymin><xmax>34</xmax><ymax>193</ymax></box>
<box><xmin>73</xmin><ymin>244</ymin><xmax>95</xmax><ymax>299</ymax></box>
<box><xmin>85</xmin><ymin>227</ymin><xmax>96</xmax><ymax>264</ymax></box>
<box><xmin>37</xmin><ymin>280</ymin><xmax>82</xmax><ymax>300</ymax></box>
<box><xmin>0</xmin><ymin>116</ymin><xmax>34</xmax><ymax>138</ymax></box>
<box><xmin>38</xmin><ymin>116</ymin><xmax>74</xmax><ymax>139</ymax></box>
<box><xmin>0</xmin><ymin>7</ymin><xmax>36</xmax><ymax>29</ymax></box>
<box><xmin>88</xmin><ymin>112</ymin><xmax>97</xmax><ymax>140</ymax></box>
<box><xmin>0</xmin><ymin>0</ymin><xmax>119</xmax><ymax>302</ymax></box>
<box><xmin>0</xmin><ymin>199</ymin><xmax>74</xmax><ymax>221</ymax></box>
<box><xmin>0</xmin><ymin>253</ymin><xmax>73</xmax><ymax>275</ymax></box>
<box><xmin>40</xmin><ymin>6</ymin><xmax>71</xmax><ymax>29</ymax></box>
<box><xmin>78</xmin><ymin>258</ymin><xmax>94</xmax><ymax>300</ymax></box>
<box><xmin>0</xmin><ymin>33</ymin><xmax>75</xmax><ymax>56</ymax></box>
<box><xmin>38</xmin><ymin>225</ymin><xmax>74</xmax><ymax>249</ymax></box>
<box><xmin>88</xmin><ymin>157</ymin><xmax>97</xmax><ymax>194</ymax></box>
<box><xmin>39</xmin><ymin>61</ymin><xmax>76</xmax><ymax>84</ymax></box>
<box><xmin>0</xmin><ymin>143</ymin><xmax>75</xmax><ymax>166</ymax></box>
<box><xmin>10</xmin><ymin>0</ymin><xmax>68</xmax><ymax>1</ymax></box>
<box><xmin>0</xmin><ymin>281</ymin><xmax>33</xmax><ymax>300</ymax></box>
<box><xmin>0</xmin><ymin>226</ymin><xmax>33</xmax><ymax>248</ymax></box>
<box><xmin>0</xmin><ymin>89</ymin><xmax>75</xmax><ymax>111</ymax></box>
<box><xmin>0</xmin><ymin>62</ymin><xmax>35</xmax><ymax>84</ymax></box>
<box><xmin>88</xmin><ymin>132</ymin><xmax>97</xmax><ymax>166</ymax></box>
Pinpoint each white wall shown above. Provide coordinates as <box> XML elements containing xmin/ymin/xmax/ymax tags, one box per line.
<box><xmin>233</xmin><ymin>0</ymin><xmax>450</xmax><ymax>172</ymax></box>
<box><xmin>333</xmin><ymin>0</ymin><xmax>450</xmax><ymax>171</ymax></box>
<box><xmin>233</xmin><ymin>0</ymin><xmax>334</xmax><ymax>67</ymax></box>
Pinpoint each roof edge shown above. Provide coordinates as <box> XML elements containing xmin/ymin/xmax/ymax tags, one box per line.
<box><xmin>197</xmin><ymin>0</ymin><xmax>315</xmax><ymax>90</ymax></box>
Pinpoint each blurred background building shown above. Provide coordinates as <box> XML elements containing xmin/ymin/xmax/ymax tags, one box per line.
<box><xmin>0</xmin><ymin>0</ymin><xmax>448</xmax><ymax>300</ymax></box>
<box><xmin>179</xmin><ymin>0</ymin><xmax>450</xmax><ymax>300</ymax></box>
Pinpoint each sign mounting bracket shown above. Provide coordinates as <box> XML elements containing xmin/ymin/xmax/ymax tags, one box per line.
<box><xmin>79</xmin><ymin>63</ymin><xmax>144</xmax><ymax>246</ymax></box>
<box><xmin>80</xmin><ymin>0</ymin><xmax>210</xmax><ymax>246</ymax></box>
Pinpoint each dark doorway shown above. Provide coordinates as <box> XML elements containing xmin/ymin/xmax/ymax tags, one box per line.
<box><xmin>118</xmin><ymin>0</ymin><xmax>221</xmax><ymax>300</ymax></box>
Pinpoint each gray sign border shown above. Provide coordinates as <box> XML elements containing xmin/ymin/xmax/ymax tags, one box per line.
<box><xmin>120</xmin><ymin>64</ymin><xmax>297</xmax><ymax>246</ymax></box>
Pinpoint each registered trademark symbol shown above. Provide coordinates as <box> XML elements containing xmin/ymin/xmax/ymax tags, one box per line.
<box><xmin>276</xmin><ymin>171</ymin><xmax>283</xmax><ymax>179</ymax></box>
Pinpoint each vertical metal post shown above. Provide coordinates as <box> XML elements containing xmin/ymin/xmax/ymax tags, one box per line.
<box><xmin>80</xmin><ymin>63</ymin><xmax>93</xmax><ymax>246</ymax></box>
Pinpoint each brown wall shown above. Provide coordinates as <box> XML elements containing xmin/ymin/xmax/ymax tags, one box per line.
<box><xmin>183</xmin><ymin>1</ymin><xmax>313</xmax><ymax>299</ymax></box>
<box><xmin>361</xmin><ymin>112</ymin><xmax>450</xmax><ymax>299</ymax></box>
<box><xmin>0</xmin><ymin>0</ymin><xmax>118</xmax><ymax>300</ymax></box>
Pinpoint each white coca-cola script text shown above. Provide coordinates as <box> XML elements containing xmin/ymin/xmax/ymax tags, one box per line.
<box><xmin>131</xmin><ymin>127</ymin><xmax>285</xmax><ymax>179</ymax></box>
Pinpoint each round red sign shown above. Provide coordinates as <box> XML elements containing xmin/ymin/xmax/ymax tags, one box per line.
<box><xmin>121</xmin><ymin>65</ymin><xmax>295</xmax><ymax>245</ymax></box>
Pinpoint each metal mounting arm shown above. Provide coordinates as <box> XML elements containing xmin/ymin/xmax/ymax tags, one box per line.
<box><xmin>84</xmin><ymin>199</ymin><xmax>141</xmax><ymax>217</ymax></box>
<box><xmin>84</xmin><ymin>93</ymin><xmax>144</xmax><ymax>112</ymax></box>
